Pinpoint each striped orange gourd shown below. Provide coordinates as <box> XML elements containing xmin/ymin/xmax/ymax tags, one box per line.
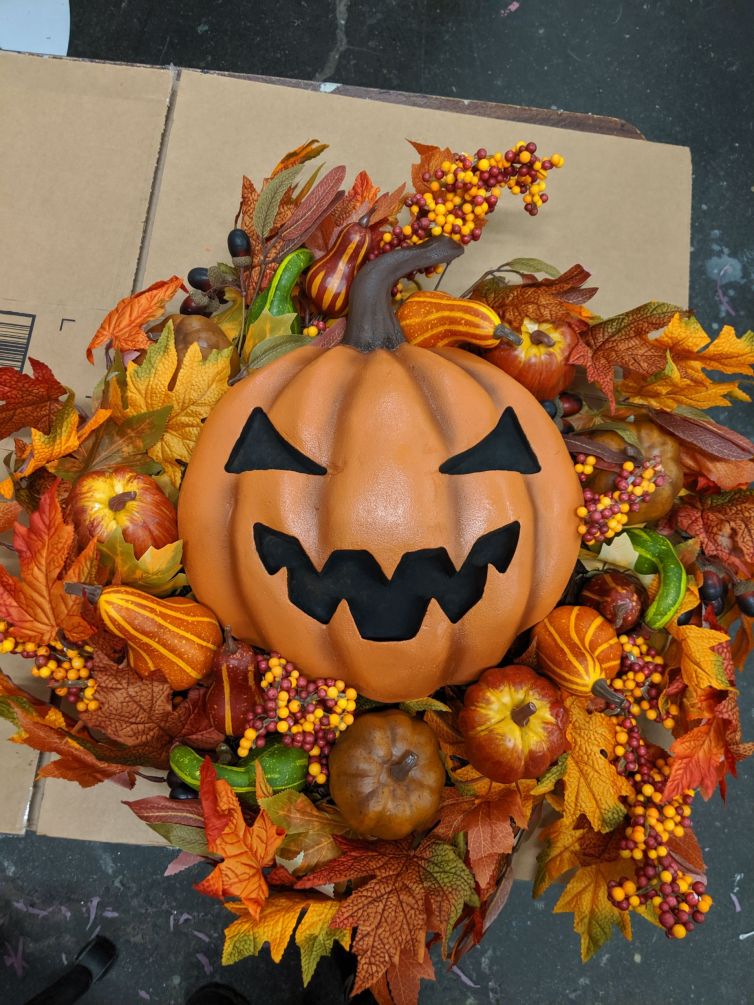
<box><xmin>397</xmin><ymin>291</ymin><xmax>507</xmax><ymax>348</ymax></box>
<box><xmin>97</xmin><ymin>587</ymin><xmax>222</xmax><ymax>690</ymax></box>
<box><xmin>532</xmin><ymin>605</ymin><xmax>623</xmax><ymax>699</ymax></box>
<box><xmin>305</xmin><ymin>220</ymin><xmax>372</xmax><ymax>316</ymax></box>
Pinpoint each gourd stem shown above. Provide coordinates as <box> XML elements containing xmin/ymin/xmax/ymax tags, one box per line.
<box><xmin>493</xmin><ymin>323</ymin><xmax>523</xmax><ymax>347</ymax></box>
<box><xmin>390</xmin><ymin>750</ymin><xmax>419</xmax><ymax>782</ymax></box>
<box><xmin>343</xmin><ymin>236</ymin><xmax>464</xmax><ymax>352</ymax></box>
<box><xmin>108</xmin><ymin>490</ymin><xmax>137</xmax><ymax>512</ymax></box>
<box><xmin>511</xmin><ymin>701</ymin><xmax>537</xmax><ymax>728</ymax></box>
<box><xmin>223</xmin><ymin>625</ymin><xmax>238</xmax><ymax>653</ymax></box>
<box><xmin>592</xmin><ymin>678</ymin><xmax>627</xmax><ymax>708</ymax></box>
<box><xmin>530</xmin><ymin>329</ymin><xmax>556</xmax><ymax>347</ymax></box>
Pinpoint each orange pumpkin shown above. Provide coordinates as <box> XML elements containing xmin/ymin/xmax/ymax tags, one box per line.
<box><xmin>178</xmin><ymin>238</ymin><xmax>583</xmax><ymax>702</ymax></box>
<box><xmin>328</xmin><ymin>709</ymin><xmax>446</xmax><ymax>839</ymax></box>
<box><xmin>533</xmin><ymin>605</ymin><xmax>624</xmax><ymax>703</ymax></box>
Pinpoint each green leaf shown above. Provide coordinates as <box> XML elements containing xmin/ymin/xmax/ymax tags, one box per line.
<box><xmin>56</xmin><ymin>407</ymin><xmax>171</xmax><ymax>480</ymax></box>
<box><xmin>400</xmin><ymin>697</ymin><xmax>451</xmax><ymax>713</ymax></box>
<box><xmin>244</xmin><ymin>310</ymin><xmax>300</xmax><ymax>358</ymax></box>
<box><xmin>150</xmin><ymin>821</ymin><xmax>211</xmax><ymax>856</ymax></box>
<box><xmin>248</xmin><ymin>332</ymin><xmax>311</xmax><ymax>370</ymax></box>
<box><xmin>253</xmin><ymin>164</ymin><xmax>303</xmax><ymax>239</ymax></box>
<box><xmin>97</xmin><ymin>528</ymin><xmax>188</xmax><ymax>596</ymax></box>
<box><xmin>504</xmin><ymin>257</ymin><xmax>561</xmax><ymax>278</ymax></box>
<box><xmin>531</xmin><ymin>753</ymin><xmax>569</xmax><ymax>795</ymax></box>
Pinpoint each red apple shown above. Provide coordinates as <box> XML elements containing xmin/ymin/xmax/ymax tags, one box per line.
<box><xmin>484</xmin><ymin>317</ymin><xmax>578</xmax><ymax>400</ymax></box>
<box><xmin>68</xmin><ymin>467</ymin><xmax>178</xmax><ymax>558</ymax></box>
<box><xmin>459</xmin><ymin>665</ymin><xmax>568</xmax><ymax>783</ymax></box>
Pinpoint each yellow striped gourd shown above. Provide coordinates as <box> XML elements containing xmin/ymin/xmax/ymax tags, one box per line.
<box><xmin>397</xmin><ymin>290</ymin><xmax>511</xmax><ymax>348</ymax></box>
<box><xmin>532</xmin><ymin>605</ymin><xmax>624</xmax><ymax>703</ymax></box>
<box><xmin>97</xmin><ymin>587</ymin><xmax>222</xmax><ymax>690</ymax></box>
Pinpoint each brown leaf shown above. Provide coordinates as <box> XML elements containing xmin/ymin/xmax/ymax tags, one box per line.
<box><xmin>277</xmin><ymin>165</ymin><xmax>346</xmax><ymax>247</ymax></box>
<box><xmin>671</xmin><ymin>490</ymin><xmax>754</xmax><ymax>577</ymax></box>
<box><xmin>651</xmin><ymin>410</ymin><xmax>754</xmax><ymax>460</ymax></box>
<box><xmin>0</xmin><ymin>358</ymin><xmax>66</xmax><ymax>439</ymax></box>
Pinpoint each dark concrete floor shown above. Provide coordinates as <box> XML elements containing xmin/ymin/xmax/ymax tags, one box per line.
<box><xmin>3</xmin><ymin>1</ymin><xmax>754</xmax><ymax>1002</ymax></box>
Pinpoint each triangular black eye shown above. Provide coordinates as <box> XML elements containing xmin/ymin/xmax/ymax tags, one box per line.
<box><xmin>225</xmin><ymin>408</ymin><xmax>327</xmax><ymax>475</ymax></box>
<box><xmin>440</xmin><ymin>407</ymin><xmax>541</xmax><ymax>475</ymax></box>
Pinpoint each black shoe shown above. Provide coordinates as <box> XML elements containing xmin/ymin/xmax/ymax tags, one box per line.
<box><xmin>185</xmin><ymin>983</ymin><xmax>250</xmax><ymax>1005</ymax></box>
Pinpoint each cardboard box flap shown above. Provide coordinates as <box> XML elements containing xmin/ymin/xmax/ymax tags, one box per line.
<box><xmin>0</xmin><ymin>51</ymin><xmax>173</xmax><ymax>390</ymax></box>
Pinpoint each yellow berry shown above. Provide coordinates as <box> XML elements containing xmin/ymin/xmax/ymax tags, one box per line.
<box><xmin>610</xmin><ymin>886</ymin><xmax>625</xmax><ymax>902</ymax></box>
<box><xmin>315</xmin><ymin>772</ymin><xmax>327</xmax><ymax>785</ymax></box>
<box><xmin>308</xmin><ymin>762</ymin><xmax>321</xmax><ymax>776</ymax></box>
<box><xmin>671</xmin><ymin>924</ymin><xmax>687</xmax><ymax>940</ymax></box>
<box><xmin>276</xmin><ymin>721</ymin><xmax>289</xmax><ymax>733</ymax></box>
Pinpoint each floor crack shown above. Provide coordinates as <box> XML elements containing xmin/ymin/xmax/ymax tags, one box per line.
<box><xmin>314</xmin><ymin>0</ymin><xmax>350</xmax><ymax>82</ymax></box>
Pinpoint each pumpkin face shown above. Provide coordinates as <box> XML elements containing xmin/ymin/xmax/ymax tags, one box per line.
<box><xmin>328</xmin><ymin>709</ymin><xmax>446</xmax><ymax>839</ymax></box>
<box><xmin>178</xmin><ymin>238</ymin><xmax>582</xmax><ymax>702</ymax></box>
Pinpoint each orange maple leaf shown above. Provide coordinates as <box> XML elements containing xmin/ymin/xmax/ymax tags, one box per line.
<box><xmin>195</xmin><ymin>758</ymin><xmax>285</xmax><ymax>918</ymax></box>
<box><xmin>561</xmin><ymin>696</ymin><xmax>633</xmax><ymax>832</ymax></box>
<box><xmin>297</xmin><ymin>835</ymin><xmax>475</xmax><ymax>995</ymax></box>
<box><xmin>86</xmin><ymin>276</ymin><xmax>184</xmax><ymax>363</ymax></box>
<box><xmin>409</xmin><ymin>140</ymin><xmax>453</xmax><ymax>194</ymax></box>
<box><xmin>0</xmin><ymin>483</ymin><xmax>98</xmax><ymax>643</ymax></box>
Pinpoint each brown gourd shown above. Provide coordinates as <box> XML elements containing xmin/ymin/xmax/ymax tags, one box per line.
<box><xmin>328</xmin><ymin>709</ymin><xmax>446</xmax><ymax>839</ymax></box>
<box><xmin>178</xmin><ymin>237</ymin><xmax>583</xmax><ymax>702</ymax></box>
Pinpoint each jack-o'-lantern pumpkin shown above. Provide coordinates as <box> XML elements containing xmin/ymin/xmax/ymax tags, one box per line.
<box><xmin>178</xmin><ymin>238</ymin><xmax>583</xmax><ymax>702</ymax></box>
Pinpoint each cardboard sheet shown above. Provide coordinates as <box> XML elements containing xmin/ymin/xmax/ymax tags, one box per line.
<box><xmin>0</xmin><ymin>52</ymin><xmax>692</xmax><ymax>846</ymax></box>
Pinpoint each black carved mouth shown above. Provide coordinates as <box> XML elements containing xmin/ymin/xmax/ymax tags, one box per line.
<box><xmin>253</xmin><ymin>521</ymin><xmax>520</xmax><ymax>642</ymax></box>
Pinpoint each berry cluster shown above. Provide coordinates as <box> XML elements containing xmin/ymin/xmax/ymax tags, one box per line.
<box><xmin>0</xmin><ymin>621</ymin><xmax>99</xmax><ymax>712</ymax></box>
<box><xmin>575</xmin><ymin>455</ymin><xmax>666</xmax><ymax>546</ymax></box>
<box><xmin>302</xmin><ymin>320</ymin><xmax>327</xmax><ymax>338</ymax></box>
<box><xmin>374</xmin><ymin>142</ymin><xmax>564</xmax><ymax>263</ymax></box>
<box><xmin>608</xmin><ymin>634</ymin><xmax>711</xmax><ymax>939</ymax></box>
<box><xmin>237</xmin><ymin>653</ymin><xmax>358</xmax><ymax>784</ymax></box>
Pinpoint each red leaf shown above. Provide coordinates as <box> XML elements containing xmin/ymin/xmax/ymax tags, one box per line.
<box><xmin>0</xmin><ymin>359</ymin><xmax>66</xmax><ymax>439</ymax></box>
<box><xmin>124</xmin><ymin>795</ymin><xmax>205</xmax><ymax>829</ymax></box>
<box><xmin>671</xmin><ymin>490</ymin><xmax>754</xmax><ymax>577</ymax></box>
<box><xmin>277</xmin><ymin>165</ymin><xmax>346</xmax><ymax>246</ymax></box>
<box><xmin>664</xmin><ymin>719</ymin><xmax>727</xmax><ymax>800</ymax></box>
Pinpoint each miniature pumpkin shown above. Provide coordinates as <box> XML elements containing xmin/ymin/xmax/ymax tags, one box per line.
<box><xmin>328</xmin><ymin>709</ymin><xmax>446</xmax><ymax>839</ymax></box>
<box><xmin>584</xmin><ymin>421</ymin><xmax>683</xmax><ymax>524</ymax></box>
<box><xmin>533</xmin><ymin>605</ymin><xmax>624</xmax><ymax>704</ymax></box>
<box><xmin>205</xmin><ymin>626</ymin><xmax>263</xmax><ymax>736</ymax></box>
<box><xmin>459</xmin><ymin>665</ymin><xmax>568</xmax><ymax>783</ymax></box>
<box><xmin>93</xmin><ymin>586</ymin><xmax>222</xmax><ymax>690</ymax></box>
<box><xmin>178</xmin><ymin>238</ymin><xmax>583</xmax><ymax>702</ymax></box>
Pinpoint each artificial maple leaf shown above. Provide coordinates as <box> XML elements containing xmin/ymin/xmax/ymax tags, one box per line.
<box><xmin>297</xmin><ymin>835</ymin><xmax>475</xmax><ymax>995</ymax></box>
<box><xmin>97</xmin><ymin>525</ymin><xmax>187</xmax><ymax>596</ymax></box>
<box><xmin>730</xmin><ymin>613</ymin><xmax>753</xmax><ymax>670</ymax></box>
<box><xmin>14</xmin><ymin>397</ymin><xmax>112</xmax><ymax>481</ymax></box>
<box><xmin>435</xmin><ymin>767</ymin><xmax>530</xmax><ymax>890</ymax></box>
<box><xmin>86</xmin><ymin>276</ymin><xmax>184</xmax><ymax>363</ymax></box>
<box><xmin>109</xmin><ymin>323</ymin><xmax>233</xmax><ymax>486</ymax></box>
<box><xmin>409</xmin><ymin>140</ymin><xmax>454</xmax><ymax>194</ymax></box>
<box><xmin>260</xmin><ymin>788</ymin><xmax>351</xmax><ymax>875</ymax></box>
<box><xmin>195</xmin><ymin>758</ymin><xmax>285</xmax><ymax>918</ymax></box>
<box><xmin>243</xmin><ymin>310</ymin><xmax>299</xmax><ymax>360</ymax></box>
<box><xmin>534</xmin><ymin>817</ymin><xmax>587</xmax><ymax>897</ymax></box>
<box><xmin>81</xmin><ymin>655</ymin><xmax>218</xmax><ymax>766</ymax></box>
<box><xmin>0</xmin><ymin>501</ymin><xmax>21</xmax><ymax>534</ymax></box>
<box><xmin>0</xmin><ymin>484</ymin><xmax>98</xmax><ymax>643</ymax></box>
<box><xmin>554</xmin><ymin>860</ymin><xmax>633</xmax><ymax>961</ymax></box>
<box><xmin>0</xmin><ymin>358</ymin><xmax>66</xmax><ymax>439</ymax></box>
<box><xmin>561</xmin><ymin>696</ymin><xmax>633</xmax><ymax>833</ymax></box>
<box><xmin>378</xmin><ymin>943</ymin><xmax>436</xmax><ymax>1005</ymax></box>
<box><xmin>680</xmin><ymin>445</ymin><xmax>754</xmax><ymax>492</ymax></box>
<box><xmin>618</xmin><ymin>317</ymin><xmax>754</xmax><ymax>411</ymax></box>
<box><xmin>665</xmin><ymin>614</ymin><xmax>733</xmax><ymax>694</ymax></box>
<box><xmin>422</xmin><ymin>708</ymin><xmax>467</xmax><ymax>760</ymax></box>
<box><xmin>670</xmin><ymin>489</ymin><xmax>754</xmax><ymax>577</ymax></box>
<box><xmin>221</xmin><ymin>892</ymin><xmax>350</xmax><ymax>987</ymax></box>
<box><xmin>55</xmin><ymin>408</ymin><xmax>170</xmax><ymax>481</ymax></box>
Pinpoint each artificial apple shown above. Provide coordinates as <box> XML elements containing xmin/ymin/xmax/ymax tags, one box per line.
<box><xmin>68</xmin><ymin>467</ymin><xmax>178</xmax><ymax>558</ymax></box>
<box><xmin>483</xmin><ymin>317</ymin><xmax>578</xmax><ymax>401</ymax></box>
<box><xmin>459</xmin><ymin>664</ymin><xmax>568</xmax><ymax>783</ymax></box>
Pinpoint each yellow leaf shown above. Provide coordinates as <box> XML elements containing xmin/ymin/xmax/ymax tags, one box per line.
<box><xmin>533</xmin><ymin>817</ymin><xmax>585</xmax><ymax>897</ymax></box>
<box><xmin>98</xmin><ymin>526</ymin><xmax>188</xmax><ymax>596</ymax></box>
<box><xmin>19</xmin><ymin>397</ymin><xmax>112</xmax><ymax>479</ymax></box>
<box><xmin>212</xmin><ymin>287</ymin><xmax>245</xmax><ymax>343</ymax></box>
<box><xmin>562</xmin><ymin>696</ymin><xmax>633</xmax><ymax>833</ymax></box>
<box><xmin>243</xmin><ymin>310</ymin><xmax>298</xmax><ymax>361</ymax></box>
<box><xmin>295</xmin><ymin>898</ymin><xmax>350</xmax><ymax>986</ymax></box>
<box><xmin>666</xmin><ymin>591</ymin><xmax>733</xmax><ymax>693</ymax></box>
<box><xmin>122</xmin><ymin>322</ymin><xmax>232</xmax><ymax>486</ymax></box>
<box><xmin>554</xmin><ymin>860</ymin><xmax>632</xmax><ymax>961</ymax></box>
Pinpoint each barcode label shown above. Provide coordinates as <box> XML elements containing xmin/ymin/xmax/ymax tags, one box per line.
<box><xmin>0</xmin><ymin>311</ymin><xmax>35</xmax><ymax>370</ymax></box>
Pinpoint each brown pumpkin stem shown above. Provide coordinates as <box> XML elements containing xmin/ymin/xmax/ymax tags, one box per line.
<box><xmin>511</xmin><ymin>701</ymin><xmax>537</xmax><ymax>728</ymax></box>
<box><xmin>223</xmin><ymin>625</ymin><xmax>238</xmax><ymax>653</ymax></box>
<box><xmin>63</xmin><ymin>582</ymin><xmax>103</xmax><ymax>604</ymax></box>
<box><xmin>530</xmin><ymin>329</ymin><xmax>556</xmax><ymax>347</ymax></box>
<box><xmin>390</xmin><ymin>749</ymin><xmax>419</xmax><ymax>782</ymax></box>
<box><xmin>493</xmin><ymin>323</ymin><xmax>523</xmax><ymax>347</ymax></box>
<box><xmin>592</xmin><ymin>678</ymin><xmax>628</xmax><ymax>708</ymax></box>
<box><xmin>343</xmin><ymin>236</ymin><xmax>464</xmax><ymax>352</ymax></box>
<box><xmin>108</xmin><ymin>490</ymin><xmax>138</xmax><ymax>512</ymax></box>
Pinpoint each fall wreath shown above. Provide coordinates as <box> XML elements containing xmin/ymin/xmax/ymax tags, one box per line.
<box><xmin>1</xmin><ymin>138</ymin><xmax>753</xmax><ymax>1004</ymax></box>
